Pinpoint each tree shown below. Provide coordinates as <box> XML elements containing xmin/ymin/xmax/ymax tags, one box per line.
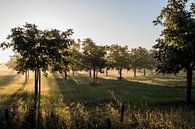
<box><xmin>104</xmin><ymin>45</ymin><xmax>115</xmax><ymax>76</ymax></box>
<box><xmin>7</xmin><ymin>54</ymin><xmax>30</xmax><ymax>81</ymax></box>
<box><xmin>1</xmin><ymin>23</ymin><xmax>43</xmax><ymax>100</ymax></box>
<box><xmin>147</xmin><ymin>49</ymin><xmax>158</xmax><ymax>74</ymax></box>
<box><xmin>107</xmin><ymin>44</ymin><xmax>129</xmax><ymax>80</ymax></box>
<box><xmin>48</xmin><ymin>29</ymin><xmax>73</xmax><ymax>80</ymax></box>
<box><xmin>81</xmin><ymin>38</ymin><xmax>93</xmax><ymax>78</ymax></box>
<box><xmin>1</xmin><ymin>23</ymin><xmax>73</xmax><ymax>99</ymax></box>
<box><xmin>153</xmin><ymin>0</ymin><xmax>195</xmax><ymax>103</ymax></box>
<box><xmin>82</xmin><ymin>38</ymin><xmax>106</xmax><ymax>83</ymax></box>
<box><xmin>129</xmin><ymin>47</ymin><xmax>149</xmax><ymax>77</ymax></box>
<box><xmin>69</xmin><ymin>39</ymin><xmax>82</xmax><ymax>76</ymax></box>
<box><xmin>6</xmin><ymin>54</ymin><xmax>19</xmax><ymax>70</ymax></box>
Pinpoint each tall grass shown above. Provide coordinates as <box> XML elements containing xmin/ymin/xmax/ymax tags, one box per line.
<box><xmin>0</xmin><ymin>95</ymin><xmax>194</xmax><ymax>129</ymax></box>
<box><xmin>0</xmin><ymin>70</ymin><xmax>194</xmax><ymax>129</ymax></box>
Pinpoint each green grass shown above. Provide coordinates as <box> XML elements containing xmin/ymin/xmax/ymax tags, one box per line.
<box><xmin>0</xmin><ymin>69</ymin><xmax>195</xmax><ymax>128</ymax></box>
<box><xmin>0</xmin><ymin>69</ymin><xmax>195</xmax><ymax>108</ymax></box>
<box><xmin>43</xmin><ymin>71</ymin><xmax>195</xmax><ymax>108</ymax></box>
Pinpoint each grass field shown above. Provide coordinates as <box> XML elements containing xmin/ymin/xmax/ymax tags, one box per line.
<box><xmin>0</xmin><ymin>65</ymin><xmax>194</xmax><ymax>108</ymax></box>
<box><xmin>0</xmin><ymin>66</ymin><xmax>195</xmax><ymax>128</ymax></box>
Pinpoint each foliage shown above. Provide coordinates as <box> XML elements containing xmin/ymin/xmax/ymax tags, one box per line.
<box><xmin>153</xmin><ymin>0</ymin><xmax>195</xmax><ymax>102</ymax></box>
<box><xmin>0</xmin><ymin>23</ymin><xmax>73</xmax><ymax>98</ymax></box>
<box><xmin>129</xmin><ymin>47</ymin><xmax>157</xmax><ymax>76</ymax></box>
<box><xmin>153</xmin><ymin>0</ymin><xmax>195</xmax><ymax>74</ymax></box>
<box><xmin>82</xmin><ymin>38</ymin><xmax>107</xmax><ymax>82</ymax></box>
<box><xmin>47</xmin><ymin>29</ymin><xmax>73</xmax><ymax>80</ymax></box>
<box><xmin>107</xmin><ymin>44</ymin><xmax>129</xmax><ymax>79</ymax></box>
<box><xmin>147</xmin><ymin>49</ymin><xmax>158</xmax><ymax>70</ymax></box>
<box><xmin>69</xmin><ymin>39</ymin><xmax>82</xmax><ymax>73</ymax></box>
<box><xmin>107</xmin><ymin>44</ymin><xmax>129</xmax><ymax>69</ymax></box>
<box><xmin>129</xmin><ymin>47</ymin><xmax>148</xmax><ymax>69</ymax></box>
<box><xmin>6</xmin><ymin>54</ymin><xmax>20</xmax><ymax>70</ymax></box>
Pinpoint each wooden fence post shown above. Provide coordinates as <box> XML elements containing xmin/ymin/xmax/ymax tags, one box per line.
<box><xmin>107</xmin><ymin>118</ymin><xmax>112</xmax><ymax>129</ymax></box>
<box><xmin>120</xmin><ymin>103</ymin><xmax>124</xmax><ymax>123</ymax></box>
<box><xmin>4</xmin><ymin>108</ymin><xmax>10</xmax><ymax>129</ymax></box>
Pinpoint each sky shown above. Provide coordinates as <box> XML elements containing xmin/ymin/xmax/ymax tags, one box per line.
<box><xmin>0</xmin><ymin>0</ymin><xmax>167</xmax><ymax>63</ymax></box>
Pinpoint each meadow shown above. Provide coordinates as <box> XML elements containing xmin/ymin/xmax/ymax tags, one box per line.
<box><xmin>0</xmin><ymin>65</ymin><xmax>195</xmax><ymax>129</ymax></box>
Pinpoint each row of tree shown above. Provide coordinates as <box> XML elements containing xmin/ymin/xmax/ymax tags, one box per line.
<box><xmin>1</xmin><ymin>0</ymin><xmax>195</xmax><ymax>104</ymax></box>
<box><xmin>6</xmin><ymin>35</ymin><xmax>158</xmax><ymax>83</ymax></box>
<box><xmin>79</xmin><ymin>39</ymin><xmax>157</xmax><ymax>82</ymax></box>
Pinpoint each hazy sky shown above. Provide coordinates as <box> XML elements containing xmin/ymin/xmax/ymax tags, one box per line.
<box><xmin>0</xmin><ymin>0</ymin><xmax>167</xmax><ymax>63</ymax></box>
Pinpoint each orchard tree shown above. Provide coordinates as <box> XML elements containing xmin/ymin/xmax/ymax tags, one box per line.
<box><xmin>82</xmin><ymin>38</ymin><xmax>106</xmax><ymax>83</ymax></box>
<box><xmin>107</xmin><ymin>44</ymin><xmax>129</xmax><ymax>80</ymax></box>
<box><xmin>1</xmin><ymin>23</ymin><xmax>73</xmax><ymax>100</ymax></box>
<box><xmin>153</xmin><ymin>0</ymin><xmax>195</xmax><ymax>103</ymax></box>
<box><xmin>147</xmin><ymin>49</ymin><xmax>158</xmax><ymax>74</ymax></box>
<box><xmin>138</xmin><ymin>47</ymin><xmax>150</xmax><ymax>76</ymax></box>
<box><xmin>104</xmin><ymin>45</ymin><xmax>115</xmax><ymax>76</ymax></box>
<box><xmin>6</xmin><ymin>54</ymin><xmax>19</xmax><ymax>70</ymax></box>
<box><xmin>129</xmin><ymin>47</ymin><xmax>149</xmax><ymax>77</ymax></box>
<box><xmin>81</xmin><ymin>38</ymin><xmax>93</xmax><ymax>77</ymax></box>
<box><xmin>69</xmin><ymin>39</ymin><xmax>82</xmax><ymax>76</ymax></box>
<box><xmin>47</xmin><ymin>29</ymin><xmax>73</xmax><ymax>80</ymax></box>
<box><xmin>1</xmin><ymin>23</ymin><xmax>44</xmax><ymax>99</ymax></box>
<box><xmin>7</xmin><ymin>54</ymin><xmax>30</xmax><ymax>81</ymax></box>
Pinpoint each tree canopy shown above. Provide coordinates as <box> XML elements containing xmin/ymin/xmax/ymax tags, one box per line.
<box><xmin>107</xmin><ymin>44</ymin><xmax>129</xmax><ymax>80</ymax></box>
<box><xmin>1</xmin><ymin>23</ymin><xmax>73</xmax><ymax>99</ymax></box>
<box><xmin>153</xmin><ymin>0</ymin><xmax>195</xmax><ymax>103</ymax></box>
<box><xmin>82</xmin><ymin>38</ymin><xmax>106</xmax><ymax>83</ymax></box>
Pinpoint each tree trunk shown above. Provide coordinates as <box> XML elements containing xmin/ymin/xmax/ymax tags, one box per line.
<box><xmin>27</xmin><ymin>70</ymin><xmax>29</xmax><ymax>79</ymax></box>
<box><xmin>25</xmin><ymin>71</ymin><xmax>27</xmax><ymax>82</ymax></box>
<box><xmin>186</xmin><ymin>67</ymin><xmax>192</xmax><ymax>104</ymax></box>
<box><xmin>93</xmin><ymin>68</ymin><xmax>96</xmax><ymax>83</ymax></box>
<box><xmin>38</xmin><ymin>70</ymin><xmax>41</xmax><ymax>97</ymax></box>
<box><xmin>134</xmin><ymin>68</ymin><xmax>136</xmax><ymax>78</ymax></box>
<box><xmin>89</xmin><ymin>70</ymin><xmax>92</xmax><ymax>78</ymax></box>
<box><xmin>143</xmin><ymin>69</ymin><xmax>146</xmax><ymax>76</ymax></box>
<box><xmin>106</xmin><ymin>68</ymin><xmax>108</xmax><ymax>76</ymax></box>
<box><xmin>64</xmin><ymin>70</ymin><xmax>67</xmax><ymax>80</ymax></box>
<box><xmin>34</xmin><ymin>70</ymin><xmax>38</xmax><ymax>100</ymax></box>
<box><xmin>119</xmin><ymin>68</ymin><xmax>122</xmax><ymax>80</ymax></box>
<box><xmin>34</xmin><ymin>69</ymin><xmax>41</xmax><ymax>128</ymax></box>
<box><xmin>96</xmin><ymin>70</ymin><xmax>98</xmax><ymax>82</ymax></box>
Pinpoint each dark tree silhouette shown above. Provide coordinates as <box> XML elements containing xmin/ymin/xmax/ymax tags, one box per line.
<box><xmin>69</xmin><ymin>39</ymin><xmax>82</xmax><ymax>76</ymax></box>
<box><xmin>82</xmin><ymin>38</ymin><xmax>106</xmax><ymax>83</ymax></box>
<box><xmin>1</xmin><ymin>23</ymin><xmax>73</xmax><ymax>99</ymax></box>
<box><xmin>129</xmin><ymin>47</ymin><xmax>150</xmax><ymax>77</ymax></box>
<box><xmin>47</xmin><ymin>29</ymin><xmax>73</xmax><ymax>80</ymax></box>
<box><xmin>107</xmin><ymin>44</ymin><xmax>129</xmax><ymax>80</ymax></box>
<box><xmin>153</xmin><ymin>0</ymin><xmax>195</xmax><ymax>103</ymax></box>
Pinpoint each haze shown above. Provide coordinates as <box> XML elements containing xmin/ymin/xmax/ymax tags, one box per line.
<box><xmin>0</xmin><ymin>0</ymin><xmax>166</xmax><ymax>63</ymax></box>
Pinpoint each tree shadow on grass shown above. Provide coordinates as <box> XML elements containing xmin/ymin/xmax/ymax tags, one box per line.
<box><xmin>47</xmin><ymin>74</ymin><xmax>82</xmax><ymax>103</ymax></box>
<box><xmin>0</xmin><ymin>75</ymin><xmax>17</xmax><ymax>87</ymax></box>
<box><xmin>0</xmin><ymin>80</ymin><xmax>32</xmax><ymax>108</ymax></box>
<box><xmin>0</xmin><ymin>79</ymin><xmax>38</xmax><ymax>129</ymax></box>
<box><xmin>51</xmin><ymin>73</ymin><xmax>195</xmax><ymax>110</ymax></box>
<box><xmin>128</xmin><ymin>73</ymin><xmax>195</xmax><ymax>88</ymax></box>
<box><xmin>98</xmin><ymin>77</ymin><xmax>195</xmax><ymax>108</ymax></box>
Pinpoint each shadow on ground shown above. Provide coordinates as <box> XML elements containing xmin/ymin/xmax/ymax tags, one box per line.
<box><xmin>49</xmin><ymin>73</ymin><xmax>195</xmax><ymax>109</ymax></box>
<box><xmin>0</xmin><ymin>75</ymin><xmax>17</xmax><ymax>87</ymax></box>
